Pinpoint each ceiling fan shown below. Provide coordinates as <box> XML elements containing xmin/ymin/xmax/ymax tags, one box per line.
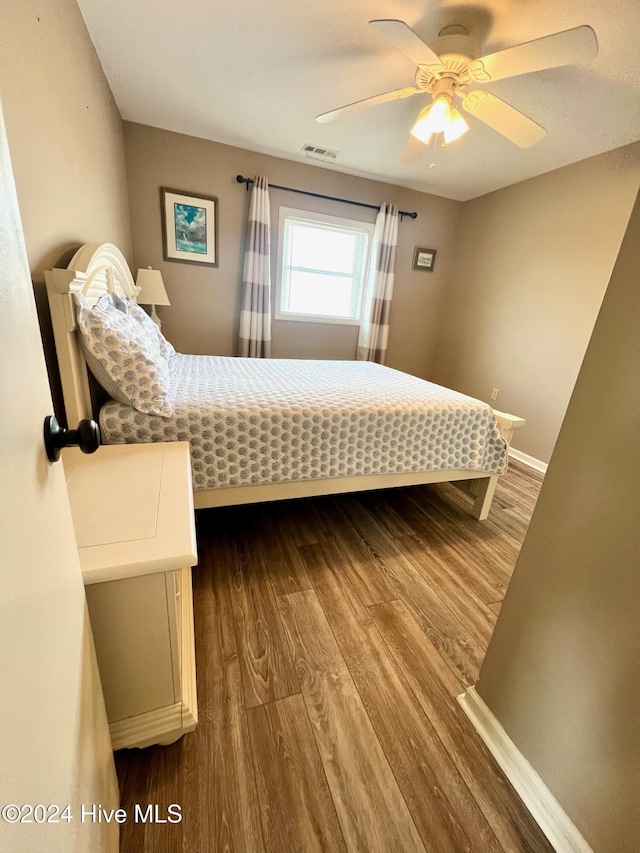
<box><xmin>316</xmin><ymin>20</ymin><xmax>598</xmax><ymax>149</ymax></box>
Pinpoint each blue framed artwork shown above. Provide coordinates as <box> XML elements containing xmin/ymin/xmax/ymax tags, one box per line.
<box><xmin>161</xmin><ymin>188</ymin><xmax>218</xmax><ymax>266</ymax></box>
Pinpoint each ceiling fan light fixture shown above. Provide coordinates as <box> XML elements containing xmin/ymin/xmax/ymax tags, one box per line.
<box><xmin>410</xmin><ymin>94</ymin><xmax>452</xmax><ymax>143</ymax></box>
<box><xmin>443</xmin><ymin>108</ymin><xmax>469</xmax><ymax>144</ymax></box>
<box><xmin>411</xmin><ymin>96</ymin><xmax>468</xmax><ymax>146</ymax></box>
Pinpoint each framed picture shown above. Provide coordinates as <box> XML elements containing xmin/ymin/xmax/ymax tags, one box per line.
<box><xmin>161</xmin><ymin>188</ymin><xmax>218</xmax><ymax>266</ymax></box>
<box><xmin>412</xmin><ymin>247</ymin><xmax>436</xmax><ymax>272</ymax></box>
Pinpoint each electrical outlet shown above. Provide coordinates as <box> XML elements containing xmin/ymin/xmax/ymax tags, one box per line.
<box><xmin>491</xmin><ymin>388</ymin><xmax>499</xmax><ymax>401</ymax></box>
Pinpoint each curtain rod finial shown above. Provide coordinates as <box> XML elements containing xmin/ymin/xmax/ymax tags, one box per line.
<box><xmin>236</xmin><ymin>175</ymin><xmax>252</xmax><ymax>191</ymax></box>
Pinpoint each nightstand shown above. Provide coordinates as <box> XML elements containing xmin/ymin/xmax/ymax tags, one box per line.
<box><xmin>63</xmin><ymin>441</ymin><xmax>198</xmax><ymax>750</ymax></box>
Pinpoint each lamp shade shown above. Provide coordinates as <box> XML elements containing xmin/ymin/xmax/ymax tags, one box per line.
<box><xmin>443</xmin><ymin>108</ymin><xmax>469</xmax><ymax>144</ymax></box>
<box><xmin>136</xmin><ymin>267</ymin><xmax>170</xmax><ymax>306</ymax></box>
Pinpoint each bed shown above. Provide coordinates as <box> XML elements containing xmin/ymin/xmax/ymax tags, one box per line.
<box><xmin>45</xmin><ymin>242</ymin><xmax>525</xmax><ymax>519</ymax></box>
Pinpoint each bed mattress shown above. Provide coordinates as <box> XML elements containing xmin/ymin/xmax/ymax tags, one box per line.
<box><xmin>99</xmin><ymin>355</ymin><xmax>508</xmax><ymax>491</ymax></box>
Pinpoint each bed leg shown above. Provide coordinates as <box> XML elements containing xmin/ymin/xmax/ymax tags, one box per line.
<box><xmin>471</xmin><ymin>476</ymin><xmax>498</xmax><ymax>521</ymax></box>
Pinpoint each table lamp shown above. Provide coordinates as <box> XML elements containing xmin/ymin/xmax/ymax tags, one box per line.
<box><xmin>136</xmin><ymin>267</ymin><xmax>170</xmax><ymax>328</ymax></box>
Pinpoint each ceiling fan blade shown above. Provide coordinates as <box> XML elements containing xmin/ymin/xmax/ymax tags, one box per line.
<box><xmin>462</xmin><ymin>90</ymin><xmax>547</xmax><ymax>148</ymax></box>
<box><xmin>316</xmin><ymin>87</ymin><xmax>419</xmax><ymax>123</ymax></box>
<box><xmin>468</xmin><ymin>26</ymin><xmax>597</xmax><ymax>83</ymax></box>
<box><xmin>369</xmin><ymin>19</ymin><xmax>445</xmax><ymax>74</ymax></box>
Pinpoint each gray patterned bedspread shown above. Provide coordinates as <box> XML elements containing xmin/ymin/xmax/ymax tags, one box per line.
<box><xmin>99</xmin><ymin>355</ymin><xmax>508</xmax><ymax>491</ymax></box>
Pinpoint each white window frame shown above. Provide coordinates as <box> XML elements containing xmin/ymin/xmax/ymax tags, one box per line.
<box><xmin>275</xmin><ymin>206</ymin><xmax>374</xmax><ymax>326</ymax></box>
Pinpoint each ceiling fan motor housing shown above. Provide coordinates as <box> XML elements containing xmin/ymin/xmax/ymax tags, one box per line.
<box><xmin>415</xmin><ymin>26</ymin><xmax>480</xmax><ymax>90</ymax></box>
<box><xmin>434</xmin><ymin>25</ymin><xmax>480</xmax><ymax>61</ymax></box>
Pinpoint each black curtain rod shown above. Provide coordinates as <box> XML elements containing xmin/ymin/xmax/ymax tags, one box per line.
<box><xmin>235</xmin><ymin>175</ymin><xmax>417</xmax><ymax>220</ymax></box>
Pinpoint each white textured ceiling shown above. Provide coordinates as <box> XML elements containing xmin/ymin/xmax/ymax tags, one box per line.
<box><xmin>77</xmin><ymin>0</ymin><xmax>640</xmax><ymax>201</ymax></box>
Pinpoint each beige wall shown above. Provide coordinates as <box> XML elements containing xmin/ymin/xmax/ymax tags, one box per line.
<box><xmin>0</xmin><ymin>80</ymin><xmax>118</xmax><ymax>853</ymax></box>
<box><xmin>123</xmin><ymin>121</ymin><xmax>461</xmax><ymax>377</ymax></box>
<box><xmin>431</xmin><ymin>145</ymin><xmax>640</xmax><ymax>463</ymax></box>
<box><xmin>476</xmin><ymin>189</ymin><xmax>640</xmax><ymax>852</ymax></box>
<box><xmin>0</xmin><ymin>0</ymin><xmax>132</xmax><ymax>276</ymax></box>
<box><xmin>0</xmin><ymin>0</ymin><xmax>132</xmax><ymax>422</ymax></box>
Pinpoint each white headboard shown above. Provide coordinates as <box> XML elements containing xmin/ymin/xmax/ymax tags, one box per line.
<box><xmin>45</xmin><ymin>243</ymin><xmax>139</xmax><ymax>427</ymax></box>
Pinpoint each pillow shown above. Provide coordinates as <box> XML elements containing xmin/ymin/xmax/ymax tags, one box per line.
<box><xmin>110</xmin><ymin>292</ymin><xmax>129</xmax><ymax>313</ymax></box>
<box><xmin>126</xmin><ymin>300</ymin><xmax>176</xmax><ymax>359</ymax></box>
<box><xmin>74</xmin><ymin>294</ymin><xmax>172</xmax><ymax>417</ymax></box>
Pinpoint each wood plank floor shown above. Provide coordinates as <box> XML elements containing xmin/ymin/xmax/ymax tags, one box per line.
<box><xmin>116</xmin><ymin>460</ymin><xmax>554</xmax><ymax>852</ymax></box>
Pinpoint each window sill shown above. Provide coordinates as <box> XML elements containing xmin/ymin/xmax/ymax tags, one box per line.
<box><xmin>274</xmin><ymin>312</ymin><xmax>361</xmax><ymax>327</ymax></box>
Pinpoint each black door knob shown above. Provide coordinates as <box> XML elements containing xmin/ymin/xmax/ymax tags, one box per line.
<box><xmin>44</xmin><ymin>415</ymin><xmax>101</xmax><ymax>463</ymax></box>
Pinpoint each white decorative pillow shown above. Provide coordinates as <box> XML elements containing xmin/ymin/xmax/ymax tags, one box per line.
<box><xmin>126</xmin><ymin>300</ymin><xmax>176</xmax><ymax>359</ymax></box>
<box><xmin>74</xmin><ymin>294</ymin><xmax>173</xmax><ymax>417</ymax></box>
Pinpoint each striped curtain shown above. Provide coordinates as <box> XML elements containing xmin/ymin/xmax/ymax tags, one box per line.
<box><xmin>356</xmin><ymin>203</ymin><xmax>399</xmax><ymax>364</ymax></box>
<box><xmin>238</xmin><ymin>176</ymin><xmax>272</xmax><ymax>357</ymax></box>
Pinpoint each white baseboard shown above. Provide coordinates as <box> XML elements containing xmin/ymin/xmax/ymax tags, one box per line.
<box><xmin>508</xmin><ymin>446</ymin><xmax>548</xmax><ymax>474</ymax></box>
<box><xmin>457</xmin><ymin>687</ymin><xmax>592</xmax><ymax>853</ymax></box>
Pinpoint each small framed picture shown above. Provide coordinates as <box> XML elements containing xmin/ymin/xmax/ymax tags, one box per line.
<box><xmin>161</xmin><ymin>188</ymin><xmax>218</xmax><ymax>266</ymax></box>
<box><xmin>412</xmin><ymin>247</ymin><xmax>436</xmax><ymax>272</ymax></box>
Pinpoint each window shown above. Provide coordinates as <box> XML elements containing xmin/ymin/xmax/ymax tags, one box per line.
<box><xmin>276</xmin><ymin>207</ymin><xmax>373</xmax><ymax>325</ymax></box>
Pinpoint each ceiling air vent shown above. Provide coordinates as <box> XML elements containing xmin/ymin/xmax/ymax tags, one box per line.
<box><xmin>302</xmin><ymin>143</ymin><xmax>339</xmax><ymax>162</ymax></box>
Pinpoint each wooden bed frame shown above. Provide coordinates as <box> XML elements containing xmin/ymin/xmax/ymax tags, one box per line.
<box><xmin>45</xmin><ymin>243</ymin><xmax>525</xmax><ymax>520</ymax></box>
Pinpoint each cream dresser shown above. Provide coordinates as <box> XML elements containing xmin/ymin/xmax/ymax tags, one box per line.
<box><xmin>63</xmin><ymin>441</ymin><xmax>198</xmax><ymax>750</ymax></box>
